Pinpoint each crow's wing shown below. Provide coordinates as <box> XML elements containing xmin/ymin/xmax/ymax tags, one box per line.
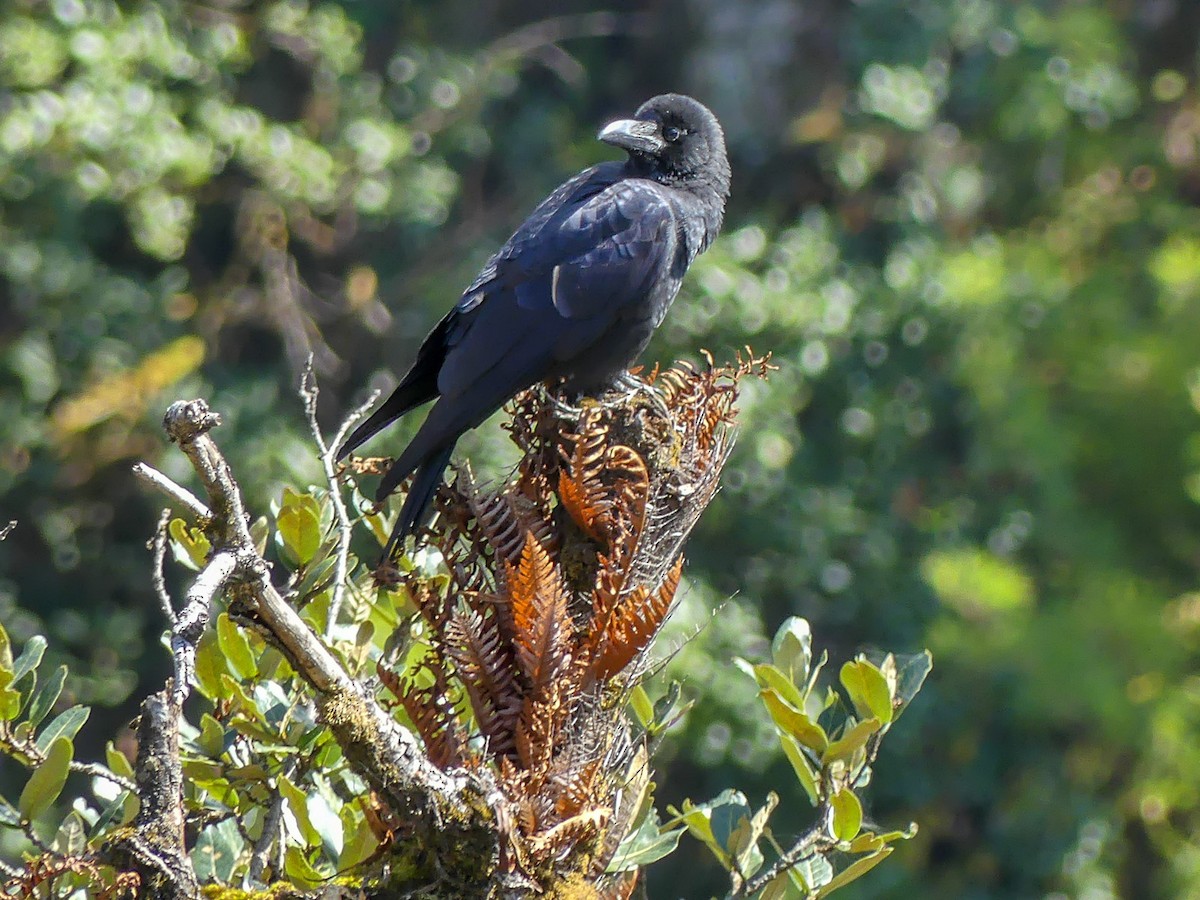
<box><xmin>435</xmin><ymin>177</ymin><xmax>677</xmax><ymax>402</ymax></box>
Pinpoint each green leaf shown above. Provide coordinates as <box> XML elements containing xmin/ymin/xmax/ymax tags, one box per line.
<box><xmin>284</xmin><ymin>844</ymin><xmax>327</xmax><ymax>889</ymax></box>
<box><xmin>11</xmin><ymin>635</ymin><xmax>46</xmax><ymax>684</ymax></box>
<box><xmin>36</xmin><ymin>705</ymin><xmax>89</xmax><ymax>754</ymax></box>
<box><xmin>0</xmin><ymin>625</ymin><xmax>17</xmax><ymax>720</ymax></box>
<box><xmin>829</xmin><ymin>789</ymin><xmax>863</xmax><ymax>841</ymax></box>
<box><xmin>726</xmin><ymin>792</ymin><xmax>776</xmax><ymax>878</ymax></box>
<box><xmin>760</xmin><ymin>867</ymin><xmax>808</xmax><ymax>900</ymax></box>
<box><xmin>193</xmin><ymin>630</ymin><xmax>230</xmax><ymax>700</ymax></box>
<box><xmin>822</xmin><ymin>718</ymin><xmax>881</xmax><ymax>765</ymax></box>
<box><xmin>607</xmin><ymin>810</ymin><xmax>684</xmax><ymax>872</ymax></box>
<box><xmin>169</xmin><ymin>517</ymin><xmax>211</xmax><ymax>570</ymax></box>
<box><xmin>651</xmin><ymin>682</ymin><xmax>689</xmax><ymax>732</ymax></box>
<box><xmin>277</xmin><ymin>489</ymin><xmax>322</xmax><ymax>565</ymax></box>
<box><xmin>216</xmin><ymin>613</ymin><xmax>258</xmax><ymax>680</ymax></box>
<box><xmin>779</xmin><ymin>733</ymin><xmax>820</xmax><ymax>805</ymax></box>
<box><xmin>279</xmin><ymin>775</ymin><xmax>320</xmax><ymax>847</ymax></box>
<box><xmin>0</xmin><ymin>796</ymin><xmax>23</xmax><ymax>828</ymax></box>
<box><xmin>18</xmin><ymin>736</ymin><xmax>72</xmax><ymax>820</ymax></box>
<box><xmin>193</xmin><ymin>816</ymin><xmax>243</xmax><ymax>883</ymax></box>
<box><xmin>816</xmin><ymin>847</ymin><xmax>894</xmax><ymax>897</ymax></box>
<box><xmin>665</xmin><ymin>789</ymin><xmax>751</xmax><ymax>869</ymax></box>
<box><xmin>750</xmin><ymin>663</ymin><xmax>808</xmax><ymax>711</ymax></box>
<box><xmin>308</xmin><ymin>779</ymin><xmax>344</xmax><ymax>859</ymax></box>
<box><xmin>761</xmin><ymin>688</ymin><xmax>828</xmax><ymax>753</ymax></box>
<box><xmin>90</xmin><ymin>790</ymin><xmax>138</xmax><ymax>837</ymax></box>
<box><xmin>25</xmin><ymin>664</ymin><xmax>65</xmax><ymax>729</ymax></box>
<box><xmin>710</xmin><ymin>792</ymin><xmax>756</xmax><ymax>870</ymax></box>
<box><xmin>0</xmin><ymin>623</ymin><xmax>12</xmax><ymax>674</ymax></box>
<box><xmin>0</xmin><ymin>682</ymin><xmax>19</xmax><ymax>721</ymax></box>
<box><xmin>630</xmin><ymin>684</ymin><xmax>654</xmax><ymax>728</ymax></box>
<box><xmin>339</xmin><ymin>804</ymin><xmax>379</xmax><ymax>870</ymax></box>
<box><xmin>840</xmin><ymin>659</ymin><xmax>893</xmax><ymax>724</ymax></box>
<box><xmin>892</xmin><ymin>650</ymin><xmax>933</xmax><ymax>718</ymax></box>
<box><xmin>772</xmin><ymin>616</ymin><xmax>813</xmax><ymax>688</ymax></box>
<box><xmin>795</xmin><ymin>851</ymin><xmax>834</xmax><ymax>891</ymax></box>
<box><xmin>53</xmin><ymin>810</ymin><xmax>86</xmax><ymax>855</ymax></box>
<box><xmin>197</xmin><ymin>713</ymin><xmax>227</xmax><ymax>758</ymax></box>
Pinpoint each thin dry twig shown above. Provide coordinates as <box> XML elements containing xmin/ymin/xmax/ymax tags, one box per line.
<box><xmin>132</xmin><ymin>462</ymin><xmax>211</xmax><ymax>521</ymax></box>
<box><xmin>149</xmin><ymin>509</ymin><xmax>174</xmax><ymax>621</ymax></box>
<box><xmin>70</xmin><ymin>761</ymin><xmax>137</xmax><ymax>796</ymax></box>
<box><xmin>298</xmin><ymin>356</ymin><xmax>379</xmax><ymax>636</ymax></box>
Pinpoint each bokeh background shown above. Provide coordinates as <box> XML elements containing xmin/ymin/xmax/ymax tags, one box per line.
<box><xmin>2</xmin><ymin>0</ymin><xmax>1200</xmax><ymax>896</ymax></box>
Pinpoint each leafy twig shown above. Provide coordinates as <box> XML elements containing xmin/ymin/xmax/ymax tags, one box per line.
<box><xmin>733</xmin><ymin>802</ymin><xmax>834</xmax><ymax>898</ymax></box>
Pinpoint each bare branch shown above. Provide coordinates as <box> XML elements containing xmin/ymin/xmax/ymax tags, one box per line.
<box><xmin>71</xmin><ymin>761</ymin><xmax>137</xmax><ymax>795</ymax></box>
<box><xmin>170</xmin><ymin>550</ymin><xmax>237</xmax><ymax>703</ymax></box>
<box><xmin>149</xmin><ymin>509</ymin><xmax>174</xmax><ymax>621</ymax></box>
<box><xmin>133</xmin><ymin>462</ymin><xmax>211</xmax><ymax>521</ymax></box>
<box><xmin>298</xmin><ymin>356</ymin><xmax>379</xmax><ymax>636</ymax></box>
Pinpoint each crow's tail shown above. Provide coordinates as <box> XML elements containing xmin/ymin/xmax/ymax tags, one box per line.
<box><xmin>379</xmin><ymin>445</ymin><xmax>454</xmax><ymax>562</ymax></box>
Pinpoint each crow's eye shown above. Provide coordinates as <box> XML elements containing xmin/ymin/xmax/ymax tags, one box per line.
<box><xmin>663</xmin><ymin>125</ymin><xmax>682</xmax><ymax>142</ymax></box>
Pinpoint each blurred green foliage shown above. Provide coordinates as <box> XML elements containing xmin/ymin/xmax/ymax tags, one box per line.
<box><xmin>2</xmin><ymin>0</ymin><xmax>1200</xmax><ymax>896</ymax></box>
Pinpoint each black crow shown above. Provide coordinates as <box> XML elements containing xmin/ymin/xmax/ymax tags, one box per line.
<box><xmin>338</xmin><ymin>94</ymin><xmax>730</xmax><ymax>558</ymax></box>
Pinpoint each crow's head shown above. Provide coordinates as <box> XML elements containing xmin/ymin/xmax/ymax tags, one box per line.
<box><xmin>599</xmin><ymin>94</ymin><xmax>729</xmax><ymax>195</ymax></box>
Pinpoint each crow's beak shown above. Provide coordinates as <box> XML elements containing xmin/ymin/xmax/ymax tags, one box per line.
<box><xmin>598</xmin><ymin>118</ymin><xmax>665</xmax><ymax>155</ymax></box>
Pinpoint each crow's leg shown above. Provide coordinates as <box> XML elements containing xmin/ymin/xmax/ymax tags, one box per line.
<box><xmin>546</xmin><ymin>389</ymin><xmax>584</xmax><ymax>419</ymax></box>
<box><xmin>603</xmin><ymin>371</ymin><xmax>672</xmax><ymax>419</ymax></box>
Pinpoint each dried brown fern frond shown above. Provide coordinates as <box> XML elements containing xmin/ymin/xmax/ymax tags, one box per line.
<box><xmin>391</xmin><ymin>663</ymin><xmax>466</xmax><ymax>769</ymax></box>
<box><xmin>444</xmin><ymin>607</ymin><xmax>521</xmax><ymax>755</ymax></box>
<box><xmin>590</xmin><ymin>555</ymin><xmax>683</xmax><ymax>682</ymax></box>
<box><xmin>368</xmin><ymin>352</ymin><xmax>769</xmax><ymax>889</ymax></box>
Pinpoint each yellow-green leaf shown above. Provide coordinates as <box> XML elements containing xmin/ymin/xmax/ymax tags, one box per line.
<box><xmin>339</xmin><ymin>804</ymin><xmax>379</xmax><ymax>870</ymax></box>
<box><xmin>169</xmin><ymin>518</ymin><xmax>211</xmax><ymax>570</ymax></box>
<box><xmin>19</xmin><ymin>736</ymin><xmax>72</xmax><ymax>821</ymax></box>
<box><xmin>279</xmin><ymin>775</ymin><xmax>319</xmax><ymax>847</ymax></box>
<box><xmin>816</xmin><ymin>847</ymin><xmax>893</xmax><ymax>897</ymax></box>
<box><xmin>761</xmin><ymin>688</ymin><xmax>828</xmax><ymax>753</ymax></box>
<box><xmin>779</xmin><ymin>733</ymin><xmax>819</xmax><ymax>805</ymax></box>
<box><xmin>278</xmin><ymin>489</ymin><xmax>322</xmax><ymax>565</ymax></box>
<box><xmin>105</xmin><ymin>742</ymin><xmax>134</xmax><ymax>779</ymax></box>
<box><xmin>630</xmin><ymin>685</ymin><xmax>654</xmax><ymax>728</ymax></box>
<box><xmin>829</xmin><ymin>789</ymin><xmax>863</xmax><ymax>842</ymax></box>
<box><xmin>193</xmin><ymin>630</ymin><xmax>229</xmax><ymax>700</ymax></box>
<box><xmin>822</xmin><ymin>717</ymin><xmax>881</xmax><ymax>765</ymax></box>
<box><xmin>840</xmin><ymin>659</ymin><xmax>893</xmax><ymax>724</ymax></box>
<box><xmin>284</xmin><ymin>844</ymin><xmax>326</xmax><ymax>889</ymax></box>
<box><xmin>216</xmin><ymin>613</ymin><xmax>257</xmax><ymax>680</ymax></box>
<box><xmin>753</xmin><ymin>663</ymin><xmax>808</xmax><ymax>711</ymax></box>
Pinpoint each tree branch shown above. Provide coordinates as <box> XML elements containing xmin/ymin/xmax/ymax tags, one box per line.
<box><xmin>154</xmin><ymin>398</ymin><xmax>503</xmax><ymax>887</ymax></box>
<box><xmin>104</xmin><ymin>689</ymin><xmax>198</xmax><ymax>900</ymax></box>
<box><xmin>132</xmin><ymin>463</ymin><xmax>211</xmax><ymax>521</ymax></box>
